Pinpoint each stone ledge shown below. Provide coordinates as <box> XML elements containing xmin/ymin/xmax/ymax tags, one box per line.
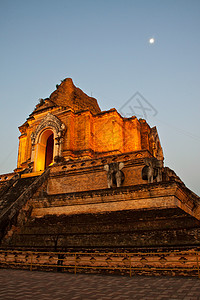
<box><xmin>31</xmin><ymin>195</ymin><xmax>178</xmax><ymax>218</ymax></box>
<box><xmin>31</xmin><ymin>181</ymin><xmax>200</xmax><ymax>221</ymax></box>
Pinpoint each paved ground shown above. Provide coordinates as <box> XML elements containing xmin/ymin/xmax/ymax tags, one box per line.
<box><xmin>0</xmin><ymin>269</ymin><xmax>200</xmax><ymax>300</ymax></box>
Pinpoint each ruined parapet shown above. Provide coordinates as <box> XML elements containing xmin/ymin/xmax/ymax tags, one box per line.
<box><xmin>30</xmin><ymin>78</ymin><xmax>101</xmax><ymax>116</ymax></box>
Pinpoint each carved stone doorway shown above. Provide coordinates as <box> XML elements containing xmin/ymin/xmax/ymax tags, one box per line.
<box><xmin>34</xmin><ymin>129</ymin><xmax>55</xmax><ymax>171</ymax></box>
<box><xmin>31</xmin><ymin>113</ymin><xmax>65</xmax><ymax>172</ymax></box>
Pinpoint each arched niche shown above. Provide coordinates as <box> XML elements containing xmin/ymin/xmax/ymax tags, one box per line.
<box><xmin>34</xmin><ymin>129</ymin><xmax>54</xmax><ymax>171</ymax></box>
<box><xmin>31</xmin><ymin>113</ymin><xmax>65</xmax><ymax>172</ymax></box>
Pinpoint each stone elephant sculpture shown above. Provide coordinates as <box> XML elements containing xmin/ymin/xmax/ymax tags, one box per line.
<box><xmin>104</xmin><ymin>162</ymin><xmax>125</xmax><ymax>188</ymax></box>
<box><xmin>142</xmin><ymin>158</ymin><xmax>163</xmax><ymax>183</ymax></box>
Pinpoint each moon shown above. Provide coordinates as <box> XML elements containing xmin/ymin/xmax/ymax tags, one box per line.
<box><xmin>149</xmin><ymin>38</ymin><xmax>155</xmax><ymax>44</ymax></box>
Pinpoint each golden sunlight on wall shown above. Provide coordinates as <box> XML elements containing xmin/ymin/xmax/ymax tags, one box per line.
<box><xmin>17</xmin><ymin>137</ymin><xmax>27</xmax><ymax>168</ymax></box>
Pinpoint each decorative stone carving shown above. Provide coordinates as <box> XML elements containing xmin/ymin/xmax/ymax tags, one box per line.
<box><xmin>142</xmin><ymin>157</ymin><xmax>163</xmax><ymax>183</ymax></box>
<box><xmin>31</xmin><ymin>113</ymin><xmax>66</xmax><ymax>165</ymax></box>
<box><xmin>31</xmin><ymin>132</ymin><xmax>36</xmax><ymax>146</ymax></box>
<box><xmin>32</xmin><ymin>113</ymin><xmax>65</xmax><ymax>145</ymax></box>
<box><xmin>104</xmin><ymin>162</ymin><xmax>125</xmax><ymax>188</ymax></box>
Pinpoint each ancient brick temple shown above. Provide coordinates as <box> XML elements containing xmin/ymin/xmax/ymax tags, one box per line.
<box><xmin>0</xmin><ymin>78</ymin><xmax>200</xmax><ymax>251</ymax></box>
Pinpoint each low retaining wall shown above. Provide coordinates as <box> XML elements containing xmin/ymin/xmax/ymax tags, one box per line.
<box><xmin>0</xmin><ymin>249</ymin><xmax>199</xmax><ymax>278</ymax></box>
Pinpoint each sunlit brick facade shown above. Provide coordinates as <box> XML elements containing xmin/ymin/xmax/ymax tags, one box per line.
<box><xmin>16</xmin><ymin>78</ymin><xmax>163</xmax><ymax>174</ymax></box>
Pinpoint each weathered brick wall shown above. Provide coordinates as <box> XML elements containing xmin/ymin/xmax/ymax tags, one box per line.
<box><xmin>139</xmin><ymin>119</ymin><xmax>151</xmax><ymax>151</ymax></box>
<box><xmin>49</xmin><ymin>78</ymin><xmax>101</xmax><ymax>114</ymax></box>
<box><xmin>31</xmin><ymin>179</ymin><xmax>197</xmax><ymax>222</ymax></box>
<box><xmin>47</xmin><ymin>155</ymin><xmax>147</xmax><ymax>194</ymax></box>
<box><xmin>7</xmin><ymin>209</ymin><xmax>200</xmax><ymax>250</ymax></box>
<box><xmin>124</xmin><ymin>117</ymin><xmax>141</xmax><ymax>152</ymax></box>
<box><xmin>74</xmin><ymin>112</ymin><xmax>91</xmax><ymax>151</ymax></box>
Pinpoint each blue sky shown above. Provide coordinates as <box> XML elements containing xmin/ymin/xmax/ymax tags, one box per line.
<box><xmin>0</xmin><ymin>0</ymin><xmax>199</xmax><ymax>195</ymax></box>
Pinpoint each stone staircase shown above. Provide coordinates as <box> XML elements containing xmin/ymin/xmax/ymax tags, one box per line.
<box><xmin>0</xmin><ymin>169</ymin><xmax>50</xmax><ymax>244</ymax></box>
<box><xmin>0</xmin><ymin>175</ymin><xmax>19</xmax><ymax>199</ymax></box>
<box><xmin>0</xmin><ymin>177</ymin><xmax>35</xmax><ymax>214</ymax></box>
